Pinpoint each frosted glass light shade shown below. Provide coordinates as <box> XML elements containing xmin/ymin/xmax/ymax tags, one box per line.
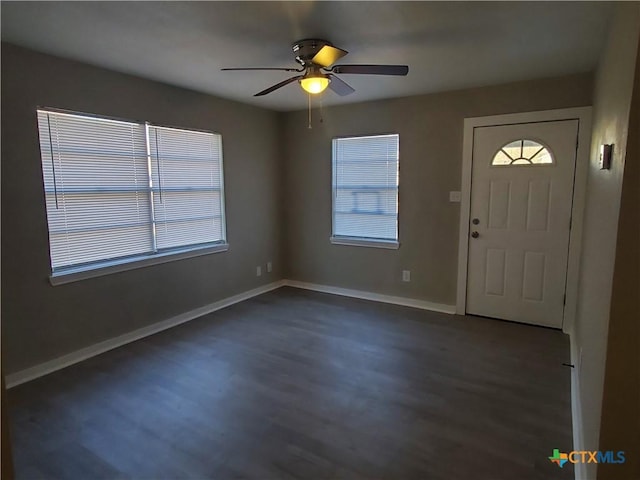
<box><xmin>300</xmin><ymin>76</ymin><xmax>330</xmax><ymax>94</ymax></box>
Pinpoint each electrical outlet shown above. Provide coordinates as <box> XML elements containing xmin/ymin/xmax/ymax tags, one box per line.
<box><xmin>402</xmin><ymin>270</ymin><xmax>411</xmax><ymax>282</ymax></box>
<box><xmin>256</xmin><ymin>266</ymin><xmax>262</xmax><ymax>277</ymax></box>
<box><xmin>267</xmin><ymin>261</ymin><xmax>272</xmax><ymax>273</ymax></box>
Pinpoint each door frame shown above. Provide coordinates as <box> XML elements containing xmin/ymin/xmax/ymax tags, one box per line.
<box><xmin>456</xmin><ymin>107</ymin><xmax>592</xmax><ymax>333</ymax></box>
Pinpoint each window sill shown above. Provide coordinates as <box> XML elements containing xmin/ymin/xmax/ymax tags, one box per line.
<box><xmin>329</xmin><ymin>236</ymin><xmax>400</xmax><ymax>250</ymax></box>
<box><xmin>49</xmin><ymin>243</ymin><xmax>229</xmax><ymax>286</ymax></box>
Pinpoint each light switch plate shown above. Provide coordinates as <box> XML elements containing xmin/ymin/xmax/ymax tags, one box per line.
<box><xmin>449</xmin><ymin>191</ymin><xmax>461</xmax><ymax>202</ymax></box>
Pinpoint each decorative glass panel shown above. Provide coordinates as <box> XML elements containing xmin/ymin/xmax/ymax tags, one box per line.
<box><xmin>491</xmin><ymin>139</ymin><xmax>553</xmax><ymax>166</ymax></box>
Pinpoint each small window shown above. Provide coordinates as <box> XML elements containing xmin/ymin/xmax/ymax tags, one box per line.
<box><xmin>492</xmin><ymin>139</ymin><xmax>553</xmax><ymax>166</ymax></box>
<box><xmin>37</xmin><ymin>109</ymin><xmax>227</xmax><ymax>280</ymax></box>
<box><xmin>331</xmin><ymin>134</ymin><xmax>399</xmax><ymax>248</ymax></box>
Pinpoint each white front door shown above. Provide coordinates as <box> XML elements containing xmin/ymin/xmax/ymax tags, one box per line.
<box><xmin>466</xmin><ymin>120</ymin><xmax>578</xmax><ymax>328</ymax></box>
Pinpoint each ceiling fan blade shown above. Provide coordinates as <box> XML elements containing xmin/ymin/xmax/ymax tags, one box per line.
<box><xmin>222</xmin><ymin>67</ymin><xmax>303</xmax><ymax>72</ymax></box>
<box><xmin>328</xmin><ymin>75</ymin><xmax>355</xmax><ymax>96</ymax></box>
<box><xmin>254</xmin><ymin>75</ymin><xmax>303</xmax><ymax>96</ymax></box>
<box><xmin>311</xmin><ymin>45</ymin><xmax>348</xmax><ymax>68</ymax></box>
<box><xmin>330</xmin><ymin>64</ymin><xmax>409</xmax><ymax>76</ymax></box>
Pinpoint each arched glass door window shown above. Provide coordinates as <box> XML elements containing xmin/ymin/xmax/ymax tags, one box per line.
<box><xmin>492</xmin><ymin>140</ymin><xmax>553</xmax><ymax>165</ymax></box>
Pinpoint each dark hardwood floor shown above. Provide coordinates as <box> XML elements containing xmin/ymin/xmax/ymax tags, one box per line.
<box><xmin>8</xmin><ymin>287</ymin><xmax>574</xmax><ymax>479</ymax></box>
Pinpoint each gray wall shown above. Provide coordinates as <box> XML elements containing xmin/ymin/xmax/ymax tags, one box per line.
<box><xmin>570</xmin><ymin>4</ymin><xmax>640</xmax><ymax>479</ymax></box>
<box><xmin>282</xmin><ymin>74</ymin><xmax>594</xmax><ymax>306</ymax></box>
<box><xmin>1</xmin><ymin>44</ymin><xmax>284</xmax><ymax>374</ymax></box>
<box><xmin>598</xmin><ymin>32</ymin><xmax>640</xmax><ymax>480</ymax></box>
<box><xmin>0</xmin><ymin>44</ymin><xmax>597</xmax><ymax>377</ymax></box>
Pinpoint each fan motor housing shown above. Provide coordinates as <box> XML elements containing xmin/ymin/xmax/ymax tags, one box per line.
<box><xmin>292</xmin><ymin>39</ymin><xmax>332</xmax><ymax>66</ymax></box>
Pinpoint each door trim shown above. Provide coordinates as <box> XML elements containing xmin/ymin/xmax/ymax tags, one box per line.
<box><xmin>456</xmin><ymin>107</ymin><xmax>592</xmax><ymax>333</ymax></box>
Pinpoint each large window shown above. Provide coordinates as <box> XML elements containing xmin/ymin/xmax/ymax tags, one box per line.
<box><xmin>331</xmin><ymin>134</ymin><xmax>399</xmax><ymax>248</ymax></box>
<box><xmin>37</xmin><ymin>109</ymin><xmax>227</xmax><ymax>283</ymax></box>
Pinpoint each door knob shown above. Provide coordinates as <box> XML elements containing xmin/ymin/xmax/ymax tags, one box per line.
<box><xmin>471</xmin><ymin>231</ymin><xmax>479</xmax><ymax>238</ymax></box>
<box><xmin>472</xmin><ymin>218</ymin><xmax>480</xmax><ymax>225</ymax></box>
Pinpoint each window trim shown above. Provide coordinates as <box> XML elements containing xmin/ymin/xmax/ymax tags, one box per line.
<box><xmin>331</xmin><ymin>133</ymin><xmax>400</xmax><ymax>246</ymax></box>
<box><xmin>50</xmin><ymin>242</ymin><xmax>229</xmax><ymax>286</ymax></box>
<box><xmin>38</xmin><ymin>106</ymin><xmax>220</xmax><ymax>136</ymax></box>
<box><xmin>37</xmin><ymin>107</ymin><xmax>229</xmax><ymax>285</ymax></box>
<box><xmin>329</xmin><ymin>236</ymin><xmax>400</xmax><ymax>249</ymax></box>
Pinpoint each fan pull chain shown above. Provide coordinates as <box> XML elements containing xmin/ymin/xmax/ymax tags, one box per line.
<box><xmin>319</xmin><ymin>97</ymin><xmax>324</xmax><ymax>124</ymax></box>
<box><xmin>308</xmin><ymin>92</ymin><xmax>312</xmax><ymax>129</ymax></box>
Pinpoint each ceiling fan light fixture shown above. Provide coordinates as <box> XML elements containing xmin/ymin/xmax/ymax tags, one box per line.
<box><xmin>299</xmin><ymin>75</ymin><xmax>330</xmax><ymax>94</ymax></box>
<box><xmin>222</xmin><ymin>38</ymin><xmax>408</xmax><ymax>98</ymax></box>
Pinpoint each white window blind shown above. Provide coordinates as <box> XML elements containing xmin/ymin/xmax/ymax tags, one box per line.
<box><xmin>38</xmin><ymin>111</ymin><xmax>152</xmax><ymax>270</ymax></box>
<box><xmin>148</xmin><ymin>126</ymin><xmax>225</xmax><ymax>250</ymax></box>
<box><xmin>332</xmin><ymin>134</ymin><xmax>399</xmax><ymax>242</ymax></box>
<box><xmin>37</xmin><ymin>109</ymin><xmax>227</xmax><ymax>276</ymax></box>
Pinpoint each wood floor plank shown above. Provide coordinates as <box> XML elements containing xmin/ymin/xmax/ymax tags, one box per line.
<box><xmin>8</xmin><ymin>287</ymin><xmax>574</xmax><ymax>479</ymax></box>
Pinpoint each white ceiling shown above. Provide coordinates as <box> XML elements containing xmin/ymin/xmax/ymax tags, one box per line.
<box><xmin>1</xmin><ymin>1</ymin><xmax>612</xmax><ymax>112</ymax></box>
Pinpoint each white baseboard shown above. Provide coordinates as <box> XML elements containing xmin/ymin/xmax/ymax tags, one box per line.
<box><xmin>5</xmin><ymin>280</ymin><xmax>286</xmax><ymax>388</ymax></box>
<box><xmin>283</xmin><ymin>280</ymin><xmax>456</xmax><ymax>314</ymax></box>
<box><xmin>570</xmin><ymin>335</ymin><xmax>586</xmax><ymax>480</ymax></box>
<box><xmin>6</xmin><ymin>279</ymin><xmax>455</xmax><ymax>388</ymax></box>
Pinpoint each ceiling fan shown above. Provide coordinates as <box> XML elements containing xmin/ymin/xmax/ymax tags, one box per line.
<box><xmin>221</xmin><ymin>39</ymin><xmax>409</xmax><ymax>97</ymax></box>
